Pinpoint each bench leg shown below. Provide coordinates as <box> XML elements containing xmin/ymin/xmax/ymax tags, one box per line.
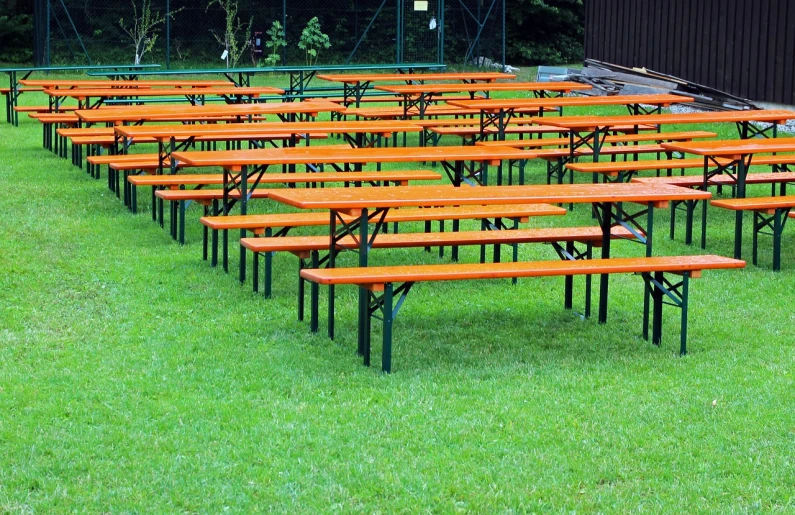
<box><xmin>253</xmin><ymin>250</ymin><xmax>260</xmax><ymax>294</ymax></box>
<box><xmin>310</xmin><ymin>252</ymin><xmax>320</xmax><ymax>331</ymax></box>
<box><xmin>264</xmin><ymin>228</ymin><xmax>273</xmax><ymax>298</ymax></box>
<box><xmin>680</xmin><ymin>272</ymin><xmax>690</xmax><ymax>355</ymax></box>
<box><xmin>297</xmin><ymin>257</ymin><xmax>305</xmax><ymax>321</ymax></box>
<box><xmin>733</xmin><ymin>211</ymin><xmax>744</xmax><ymax>259</ymax></box>
<box><xmin>381</xmin><ymin>283</ymin><xmax>394</xmax><ymax>373</ymax></box>
<box><xmin>223</xmin><ymin>229</ymin><xmax>229</xmax><ymax>273</ymax></box>
<box><xmin>239</xmin><ymin>230</ymin><xmax>247</xmax><ymax>284</ymax></box>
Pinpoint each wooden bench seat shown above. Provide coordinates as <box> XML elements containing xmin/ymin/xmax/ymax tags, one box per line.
<box><xmin>1</xmin><ymin>86</ymin><xmax>45</xmax><ymax>94</ymax></box>
<box><xmin>129</xmin><ymin>169</ymin><xmax>441</xmax><ymax>217</ymax></box>
<box><xmin>346</xmin><ymin>105</ymin><xmax>544</xmax><ymax>120</ymax></box>
<box><xmin>14</xmin><ymin>105</ymin><xmax>77</xmax><ymax>113</ymax></box>
<box><xmin>152</xmin><ymin>169</ymin><xmax>445</xmax><ymax>246</ymax></box>
<box><xmin>711</xmin><ymin>195</ymin><xmax>795</xmax><ymax>270</ymax></box>
<box><xmin>244</xmin><ymin>225</ymin><xmax>637</xmax><ymax>309</ymax></box>
<box><xmin>632</xmin><ymin>172</ymin><xmax>795</xmax><ymax>248</ymax></box>
<box><xmin>567</xmin><ymin>154</ymin><xmax>795</xmax><ymax>177</ymax></box>
<box><xmin>477</xmin><ymin>131</ymin><xmax>717</xmax><ymax>149</ymax></box>
<box><xmin>300</xmin><ymin>254</ymin><xmax>745</xmax><ymax>372</ymax></box>
<box><xmin>201</xmin><ymin>203</ymin><xmax>567</xmax><ymax>292</ymax></box>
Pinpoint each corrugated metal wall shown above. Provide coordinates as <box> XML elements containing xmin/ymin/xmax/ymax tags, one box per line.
<box><xmin>584</xmin><ymin>0</ymin><xmax>795</xmax><ymax>105</ymax></box>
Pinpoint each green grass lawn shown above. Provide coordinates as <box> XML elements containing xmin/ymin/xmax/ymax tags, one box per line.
<box><xmin>0</xmin><ymin>69</ymin><xmax>794</xmax><ymax>513</ymax></box>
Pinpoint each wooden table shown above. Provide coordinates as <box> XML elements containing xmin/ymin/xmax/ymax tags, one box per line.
<box><xmin>266</xmin><ymin>182</ymin><xmax>712</xmax><ymax>328</ymax></box>
<box><xmin>75</xmin><ymin>100</ymin><xmax>345</xmax><ymax>125</ymax></box>
<box><xmin>1</xmin><ymin>63</ymin><xmax>159</xmax><ymax>126</ymax></box>
<box><xmin>116</xmin><ymin>120</ymin><xmax>424</xmax><ymax>173</ymax></box>
<box><xmin>46</xmin><ymin>86</ymin><xmax>284</xmax><ymax>110</ymax></box>
<box><xmin>316</xmin><ymin>71</ymin><xmax>515</xmax><ymax>107</ymax></box>
<box><xmin>662</xmin><ymin>137</ymin><xmax>795</xmax><ymax>256</ymax></box>
<box><xmin>20</xmin><ymin>79</ymin><xmax>231</xmax><ymax>89</ymax></box>
<box><xmin>374</xmin><ymin>81</ymin><xmax>592</xmax><ymax>119</ymax></box>
<box><xmin>448</xmin><ymin>94</ymin><xmax>694</xmax><ymax>139</ymax></box>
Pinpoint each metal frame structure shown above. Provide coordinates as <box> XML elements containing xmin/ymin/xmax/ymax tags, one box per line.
<box><xmin>32</xmin><ymin>0</ymin><xmax>505</xmax><ymax>70</ymax></box>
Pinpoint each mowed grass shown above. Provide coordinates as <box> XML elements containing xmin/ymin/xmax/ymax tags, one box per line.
<box><xmin>1</xmin><ymin>69</ymin><xmax>794</xmax><ymax>513</ymax></box>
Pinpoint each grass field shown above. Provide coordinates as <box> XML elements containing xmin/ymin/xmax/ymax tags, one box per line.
<box><xmin>0</xmin><ymin>68</ymin><xmax>794</xmax><ymax>513</ymax></box>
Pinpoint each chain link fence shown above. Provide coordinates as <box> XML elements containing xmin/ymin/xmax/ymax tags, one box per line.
<box><xmin>37</xmin><ymin>0</ymin><xmax>504</xmax><ymax>70</ymax></box>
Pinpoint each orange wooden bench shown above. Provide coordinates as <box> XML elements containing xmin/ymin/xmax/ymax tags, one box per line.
<box><xmin>131</xmin><ymin>168</ymin><xmax>441</xmax><ymax>219</ymax></box>
<box><xmin>153</xmin><ymin>169</ymin><xmax>443</xmax><ymax>245</ymax></box>
<box><xmin>710</xmin><ymin>195</ymin><xmax>795</xmax><ymax>270</ymax></box>
<box><xmin>300</xmin><ymin>255</ymin><xmax>744</xmax><ymax>372</ymax></box>
<box><xmin>201</xmin><ymin>203</ymin><xmax>566</xmax><ymax>292</ymax></box>
<box><xmin>633</xmin><ymin>169</ymin><xmax>795</xmax><ymax>248</ymax></box>
<box><xmin>243</xmin><ymin>225</ymin><xmax>636</xmax><ymax>305</ymax></box>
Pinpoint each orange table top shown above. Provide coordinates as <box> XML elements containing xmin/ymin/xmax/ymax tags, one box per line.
<box><xmin>661</xmin><ymin>137</ymin><xmax>795</xmax><ymax>157</ymax></box>
<box><xmin>46</xmin><ymin>86</ymin><xmax>284</xmax><ymax>98</ymax></box>
<box><xmin>532</xmin><ymin>109</ymin><xmax>795</xmax><ymax>130</ymax></box>
<box><xmin>374</xmin><ymin>81</ymin><xmax>591</xmax><ymax>95</ymax></box>
<box><xmin>115</xmin><ymin>120</ymin><xmax>422</xmax><ymax>139</ymax></box>
<box><xmin>76</xmin><ymin>101</ymin><xmax>344</xmax><ymax>123</ymax></box>
<box><xmin>447</xmin><ymin>94</ymin><xmax>693</xmax><ymax>111</ymax></box>
<box><xmin>20</xmin><ymin>79</ymin><xmax>232</xmax><ymax>88</ymax></box>
<box><xmin>316</xmin><ymin>72</ymin><xmax>516</xmax><ymax>83</ymax></box>
<box><xmin>711</xmin><ymin>195</ymin><xmax>795</xmax><ymax>210</ymax></box>
<box><xmin>265</xmin><ymin>183</ymin><xmax>712</xmax><ymax>212</ymax></box>
<box><xmin>171</xmin><ymin>145</ymin><xmax>533</xmax><ymax>170</ymax></box>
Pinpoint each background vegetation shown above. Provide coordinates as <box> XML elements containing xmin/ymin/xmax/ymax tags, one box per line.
<box><xmin>0</xmin><ymin>0</ymin><xmax>585</xmax><ymax>66</ymax></box>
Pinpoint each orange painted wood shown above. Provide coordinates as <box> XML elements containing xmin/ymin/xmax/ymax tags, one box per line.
<box><xmin>316</xmin><ymin>72</ymin><xmax>516</xmax><ymax>83</ymax></box>
<box><xmin>75</xmin><ymin>101</ymin><xmax>345</xmax><ymax>123</ymax></box>
<box><xmin>532</xmin><ymin>144</ymin><xmax>668</xmax><ymax>160</ymax></box>
<box><xmin>447</xmin><ymin>94</ymin><xmax>693</xmax><ymax>111</ymax></box>
<box><xmin>21</xmin><ymin>79</ymin><xmax>231</xmax><ymax>88</ymax></box>
<box><xmin>241</xmin><ymin>226</ymin><xmax>634</xmax><ymax>255</ymax></box>
<box><xmin>476</xmin><ymin>130</ymin><xmax>716</xmax><ymax>148</ymax></box>
<box><xmin>265</xmin><ymin>183</ymin><xmax>711</xmax><ymax>212</ymax></box>
<box><xmin>345</xmin><ymin>105</ymin><xmax>544</xmax><ymax>119</ymax></box>
<box><xmin>662</xmin><ymin>137</ymin><xmax>795</xmax><ymax>157</ymax></box>
<box><xmin>171</xmin><ymin>145</ymin><xmax>533</xmax><ymax>169</ymax></box>
<box><xmin>129</xmin><ymin>170</ymin><xmax>442</xmax><ymax>187</ymax></box>
<box><xmin>633</xmin><ymin>172</ymin><xmax>795</xmax><ymax>187</ymax></box>
<box><xmin>711</xmin><ymin>195</ymin><xmax>795</xmax><ymax>211</ymax></box>
<box><xmin>45</xmin><ymin>86</ymin><xmax>284</xmax><ymax>99</ymax></box>
<box><xmin>114</xmin><ymin>120</ymin><xmax>422</xmax><ymax>140</ymax></box>
<box><xmin>374</xmin><ymin>81</ymin><xmax>591</xmax><ymax>94</ymax></box>
<box><xmin>200</xmin><ymin>204</ymin><xmax>567</xmax><ymax>231</ymax></box>
<box><xmin>532</xmin><ymin>109</ymin><xmax>795</xmax><ymax>130</ymax></box>
<box><xmin>299</xmin><ymin>255</ymin><xmax>745</xmax><ymax>286</ymax></box>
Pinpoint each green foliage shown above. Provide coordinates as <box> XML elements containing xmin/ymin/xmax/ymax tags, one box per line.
<box><xmin>297</xmin><ymin>16</ymin><xmax>331</xmax><ymax>66</ymax></box>
<box><xmin>506</xmin><ymin>0</ymin><xmax>584</xmax><ymax>65</ymax></box>
<box><xmin>261</xmin><ymin>20</ymin><xmax>286</xmax><ymax>67</ymax></box>
<box><xmin>207</xmin><ymin>0</ymin><xmax>252</xmax><ymax>68</ymax></box>
<box><xmin>119</xmin><ymin>0</ymin><xmax>175</xmax><ymax>65</ymax></box>
<box><xmin>0</xmin><ymin>8</ymin><xmax>32</xmax><ymax>63</ymax></box>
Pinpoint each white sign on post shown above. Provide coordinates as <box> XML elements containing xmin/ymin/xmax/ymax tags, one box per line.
<box><xmin>414</xmin><ymin>1</ymin><xmax>428</xmax><ymax>11</ymax></box>
<box><xmin>220</xmin><ymin>50</ymin><xmax>229</xmax><ymax>61</ymax></box>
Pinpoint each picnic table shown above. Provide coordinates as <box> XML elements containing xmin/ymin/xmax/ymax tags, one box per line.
<box><xmin>75</xmin><ymin>100</ymin><xmax>345</xmax><ymax>125</ymax></box>
<box><xmin>661</xmin><ymin>137</ymin><xmax>795</xmax><ymax>256</ymax></box>
<box><xmin>46</xmin><ymin>86</ymin><xmax>284</xmax><ymax>110</ymax></box>
<box><xmin>373</xmin><ymin>81</ymin><xmax>592</xmax><ymax>119</ymax></box>
<box><xmin>533</xmin><ymin>109</ymin><xmax>795</xmax><ymax>156</ymax></box>
<box><xmin>86</xmin><ymin>63</ymin><xmax>446</xmax><ymax>96</ymax></box>
<box><xmin>316</xmin><ymin>71</ymin><xmax>515</xmax><ymax>107</ymax></box>
<box><xmin>1</xmin><ymin>63</ymin><xmax>160</xmax><ymax>126</ymax></box>
<box><xmin>265</xmin><ymin>182</ymin><xmax>712</xmax><ymax>332</ymax></box>
<box><xmin>115</xmin><ymin>120</ymin><xmax>424</xmax><ymax>173</ymax></box>
<box><xmin>448</xmin><ymin>94</ymin><xmax>694</xmax><ymax>140</ymax></box>
<box><xmin>19</xmin><ymin>79</ymin><xmax>231</xmax><ymax>89</ymax></box>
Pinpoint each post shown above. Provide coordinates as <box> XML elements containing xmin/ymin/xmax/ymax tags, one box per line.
<box><xmin>46</xmin><ymin>0</ymin><xmax>51</xmax><ymax>66</ymax></box>
<box><xmin>165</xmin><ymin>0</ymin><xmax>171</xmax><ymax>69</ymax></box>
<box><xmin>282</xmin><ymin>0</ymin><xmax>287</xmax><ymax>64</ymax></box>
<box><xmin>438</xmin><ymin>0</ymin><xmax>445</xmax><ymax>64</ymax></box>
<box><xmin>502</xmin><ymin>0</ymin><xmax>506</xmax><ymax>72</ymax></box>
<box><xmin>396</xmin><ymin>0</ymin><xmax>403</xmax><ymax>64</ymax></box>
